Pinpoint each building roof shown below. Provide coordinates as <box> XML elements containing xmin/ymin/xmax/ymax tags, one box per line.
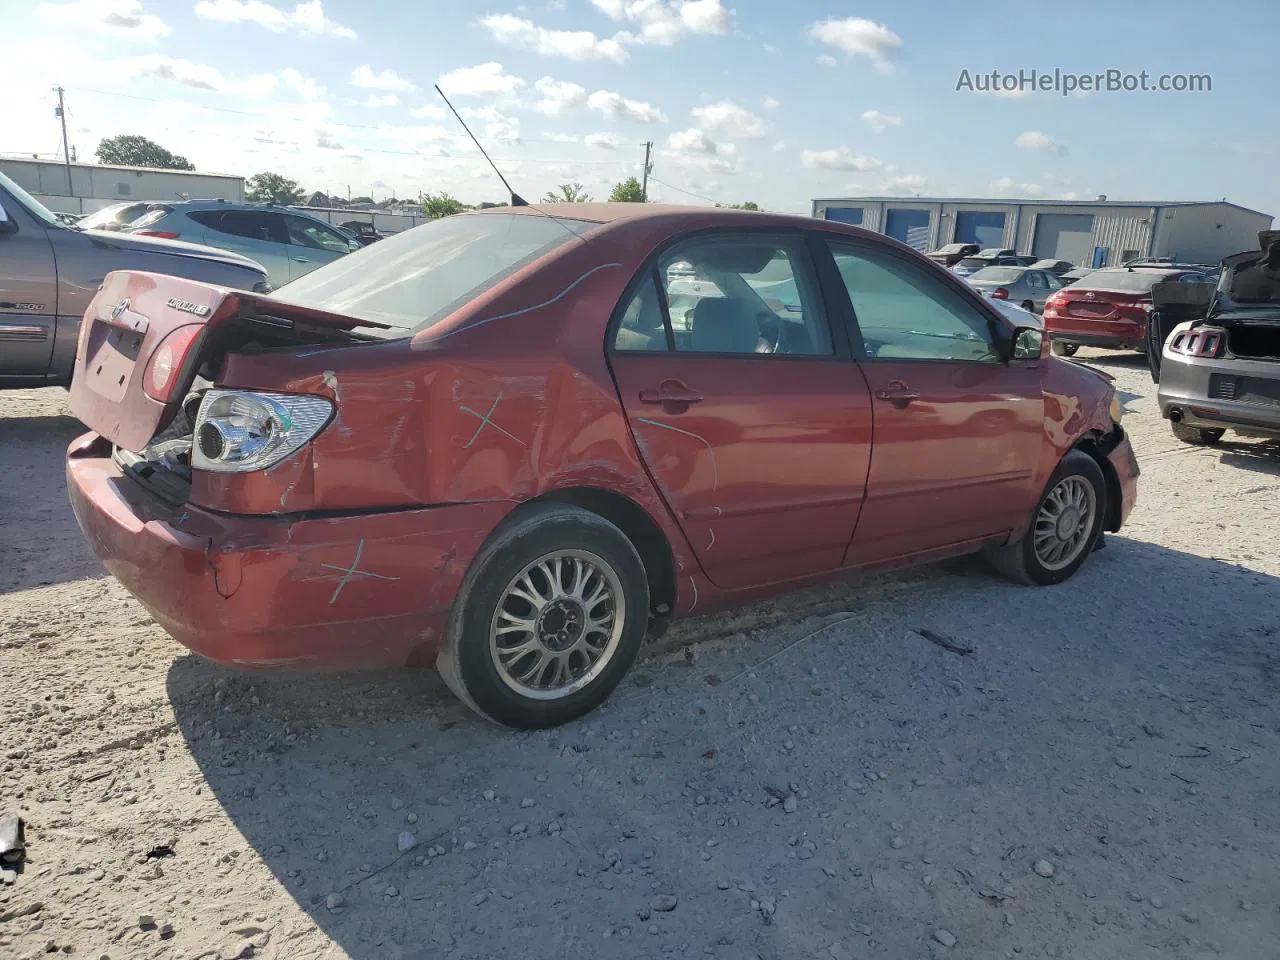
<box><xmin>0</xmin><ymin>155</ymin><xmax>243</xmax><ymax>181</ymax></box>
<box><xmin>811</xmin><ymin>195</ymin><xmax>1273</xmax><ymax>218</ymax></box>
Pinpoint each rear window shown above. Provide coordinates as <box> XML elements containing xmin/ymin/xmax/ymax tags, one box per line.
<box><xmin>271</xmin><ymin>212</ymin><xmax>594</xmax><ymax>336</ymax></box>
<box><xmin>969</xmin><ymin>267</ymin><xmax>1024</xmax><ymax>283</ymax></box>
<box><xmin>957</xmin><ymin>258</ymin><xmax>987</xmax><ymax>269</ymax></box>
<box><xmin>936</xmin><ymin>243</ymin><xmax>967</xmax><ymax>254</ymax></box>
<box><xmin>1068</xmin><ymin>270</ymin><xmax>1174</xmax><ymax>293</ymax></box>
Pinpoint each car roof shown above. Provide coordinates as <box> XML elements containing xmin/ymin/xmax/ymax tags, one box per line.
<box><xmin>481</xmin><ymin>202</ymin><xmax>815</xmax><ymax>228</ymax></box>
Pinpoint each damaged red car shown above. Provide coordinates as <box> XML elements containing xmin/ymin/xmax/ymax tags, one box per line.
<box><xmin>67</xmin><ymin>205</ymin><xmax>1137</xmax><ymax>728</ymax></box>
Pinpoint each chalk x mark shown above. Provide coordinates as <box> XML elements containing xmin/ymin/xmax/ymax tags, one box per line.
<box><xmin>633</xmin><ymin>417</ymin><xmax>718</xmax><ymax>493</ymax></box>
<box><xmin>325</xmin><ymin>539</ymin><xmax>400</xmax><ymax>604</ymax></box>
<box><xmin>461</xmin><ymin>391</ymin><xmax>527</xmax><ymax>448</ymax></box>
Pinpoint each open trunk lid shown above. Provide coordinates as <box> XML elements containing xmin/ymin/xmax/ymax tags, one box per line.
<box><xmin>69</xmin><ymin>270</ymin><xmax>387</xmax><ymax>453</ymax></box>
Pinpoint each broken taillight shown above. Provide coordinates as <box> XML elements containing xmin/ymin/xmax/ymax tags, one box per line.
<box><xmin>142</xmin><ymin>324</ymin><xmax>204</xmax><ymax>402</ymax></box>
<box><xmin>192</xmin><ymin>390</ymin><xmax>333</xmax><ymax>474</ymax></box>
<box><xmin>1169</xmin><ymin>327</ymin><xmax>1224</xmax><ymax>359</ymax></box>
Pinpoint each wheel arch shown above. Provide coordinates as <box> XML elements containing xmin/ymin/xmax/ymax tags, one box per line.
<box><xmin>1071</xmin><ymin>430</ymin><xmax>1123</xmax><ymax>532</ymax></box>
<box><xmin>532</xmin><ymin>486</ymin><xmax>677</xmax><ymax>635</ymax></box>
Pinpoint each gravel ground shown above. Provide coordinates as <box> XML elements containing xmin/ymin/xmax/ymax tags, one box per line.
<box><xmin>2</xmin><ymin>351</ymin><xmax>1278</xmax><ymax>960</ymax></box>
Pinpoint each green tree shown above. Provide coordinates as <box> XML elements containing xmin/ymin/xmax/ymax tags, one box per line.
<box><xmin>422</xmin><ymin>192</ymin><xmax>465</xmax><ymax>218</ymax></box>
<box><xmin>543</xmin><ymin>182</ymin><xmax>591</xmax><ymax>203</ymax></box>
<box><xmin>608</xmin><ymin>177</ymin><xmax>646</xmax><ymax>203</ymax></box>
<box><xmin>95</xmin><ymin>134</ymin><xmax>194</xmax><ymax>170</ymax></box>
<box><xmin>734</xmin><ymin>201</ymin><xmax>761</xmax><ymax>211</ymax></box>
<box><xmin>245</xmin><ymin>172</ymin><xmax>305</xmax><ymax>205</ymax></box>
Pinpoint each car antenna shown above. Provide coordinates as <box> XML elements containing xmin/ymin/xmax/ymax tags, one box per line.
<box><xmin>435</xmin><ymin>84</ymin><xmax>527</xmax><ymax>207</ymax></box>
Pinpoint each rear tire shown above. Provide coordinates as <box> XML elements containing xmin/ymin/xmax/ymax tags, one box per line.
<box><xmin>1170</xmin><ymin>422</ymin><xmax>1225</xmax><ymax>446</ymax></box>
<box><xmin>989</xmin><ymin>450</ymin><xmax>1106</xmax><ymax>586</ymax></box>
<box><xmin>1051</xmin><ymin>341</ymin><xmax>1079</xmax><ymax>357</ymax></box>
<box><xmin>437</xmin><ymin>503</ymin><xmax>649</xmax><ymax>730</ymax></box>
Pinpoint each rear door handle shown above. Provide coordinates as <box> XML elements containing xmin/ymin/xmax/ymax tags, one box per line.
<box><xmin>875</xmin><ymin>380</ymin><xmax>920</xmax><ymax>405</ymax></box>
<box><xmin>293</xmin><ymin>257</ymin><xmax>311</xmax><ymax>263</ymax></box>
<box><xmin>639</xmin><ymin>380</ymin><xmax>704</xmax><ymax>412</ymax></box>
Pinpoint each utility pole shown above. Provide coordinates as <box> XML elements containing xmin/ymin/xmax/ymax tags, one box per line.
<box><xmin>53</xmin><ymin>86</ymin><xmax>73</xmax><ymax>197</ymax></box>
<box><xmin>641</xmin><ymin>141</ymin><xmax>652</xmax><ymax>202</ymax></box>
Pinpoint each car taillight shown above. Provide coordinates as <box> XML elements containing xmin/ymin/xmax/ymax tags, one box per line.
<box><xmin>1169</xmin><ymin>328</ymin><xmax>1224</xmax><ymax>359</ymax></box>
<box><xmin>143</xmin><ymin>324</ymin><xmax>204</xmax><ymax>402</ymax></box>
<box><xmin>136</xmin><ymin>230</ymin><xmax>181</xmax><ymax>239</ymax></box>
<box><xmin>990</xmin><ymin>287</ymin><xmax>1009</xmax><ymax>300</ymax></box>
<box><xmin>1045</xmin><ymin>292</ymin><xmax>1065</xmax><ymax>309</ymax></box>
<box><xmin>192</xmin><ymin>390</ymin><xmax>333</xmax><ymax>474</ymax></box>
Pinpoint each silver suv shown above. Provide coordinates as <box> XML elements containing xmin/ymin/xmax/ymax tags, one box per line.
<box><xmin>0</xmin><ymin>172</ymin><xmax>269</xmax><ymax>389</ymax></box>
<box><xmin>127</xmin><ymin>200</ymin><xmax>360</xmax><ymax>287</ymax></box>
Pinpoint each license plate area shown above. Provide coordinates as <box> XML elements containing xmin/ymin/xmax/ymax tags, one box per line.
<box><xmin>83</xmin><ymin>322</ymin><xmax>146</xmax><ymax>403</ymax></box>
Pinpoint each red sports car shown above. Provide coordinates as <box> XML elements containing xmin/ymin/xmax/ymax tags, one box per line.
<box><xmin>66</xmin><ymin>205</ymin><xmax>1137</xmax><ymax>728</ymax></box>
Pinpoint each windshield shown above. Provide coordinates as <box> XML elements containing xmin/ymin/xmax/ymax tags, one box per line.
<box><xmin>0</xmin><ymin>170</ymin><xmax>62</xmax><ymax>228</ymax></box>
<box><xmin>271</xmin><ymin>212</ymin><xmax>594</xmax><ymax>336</ymax></box>
<box><xmin>78</xmin><ymin>203</ymin><xmax>147</xmax><ymax>231</ymax></box>
<box><xmin>1068</xmin><ymin>270</ymin><xmax>1174</xmax><ymax>293</ymax></box>
<box><xmin>969</xmin><ymin>267</ymin><xmax>1025</xmax><ymax>283</ymax></box>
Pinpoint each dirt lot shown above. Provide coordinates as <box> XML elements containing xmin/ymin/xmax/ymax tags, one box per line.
<box><xmin>2</xmin><ymin>352</ymin><xmax>1278</xmax><ymax>960</ymax></box>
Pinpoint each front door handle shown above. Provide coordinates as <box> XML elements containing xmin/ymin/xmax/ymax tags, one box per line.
<box><xmin>875</xmin><ymin>380</ymin><xmax>921</xmax><ymax>407</ymax></box>
<box><xmin>639</xmin><ymin>379</ymin><xmax>704</xmax><ymax>413</ymax></box>
<box><xmin>293</xmin><ymin>257</ymin><xmax>312</xmax><ymax>263</ymax></box>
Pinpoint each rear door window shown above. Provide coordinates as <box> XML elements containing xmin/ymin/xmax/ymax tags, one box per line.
<box><xmin>286</xmin><ymin>216</ymin><xmax>353</xmax><ymax>253</ymax></box>
<box><xmin>201</xmin><ymin>210</ymin><xmax>288</xmax><ymax>244</ymax></box>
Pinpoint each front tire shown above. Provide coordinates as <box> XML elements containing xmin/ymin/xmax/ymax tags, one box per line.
<box><xmin>989</xmin><ymin>450</ymin><xmax>1106</xmax><ymax>586</ymax></box>
<box><xmin>1170</xmin><ymin>422</ymin><xmax>1225</xmax><ymax>446</ymax></box>
<box><xmin>437</xmin><ymin>503</ymin><xmax>650</xmax><ymax>729</ymax></box>
<box><xmin>1051</xmin><ymin>341</ymin><xmax>1079</xmax><ymax>357</ymax></box>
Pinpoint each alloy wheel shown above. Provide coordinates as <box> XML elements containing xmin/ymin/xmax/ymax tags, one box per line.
<box><xmin>1032</xmin><ymin>476</ymin><xmax>1097</xmax><ymax>571</ymax></box>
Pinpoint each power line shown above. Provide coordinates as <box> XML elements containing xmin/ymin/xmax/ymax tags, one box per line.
<box><xmin>647</xmin><ymin>175</ymin><xmax>722</xmax><ymax>206</ymax></box>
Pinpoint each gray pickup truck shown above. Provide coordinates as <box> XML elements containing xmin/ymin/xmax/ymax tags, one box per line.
<box><xmin>0</xmin><ymin>171</ymin><xmax>270</xmax><ymax>390</ymax></box>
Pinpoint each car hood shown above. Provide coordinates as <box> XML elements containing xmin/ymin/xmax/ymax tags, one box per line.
<box><xmin>82</xmin><ymin>228</ymin><xmax>267</xmax><ymax>274</ymax></box>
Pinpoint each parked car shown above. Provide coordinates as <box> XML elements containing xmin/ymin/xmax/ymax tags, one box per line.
<box><xmin>1029</xmin><ymin>259</ymin><xmax>1076</xmax><ymax>277</ymax></box>
<box><xmin>1061</xmin><ymin>268</ymin><xmax>1094</xmax><ymax>285</ymax></box>
<box><xmin>1157</xmin><ymin>235</ymin><xmax>1280</xmax><ymax>444</ymax></box>
<box><xmin>66</xmin><ymin>205</ymin><xmax>1136</xmax><ymax>729</ymax></box>
<box><xmin>1145</xmin><ymin>279</ymin><xmax>1216</xmax><ymax>383</ymax></box>
<box><xmin>0</xmin><ymin>171</ymin><xmax>270</xmax><ymax>389</ymax></box>
<box><xmin>53</xmin><ymin>211</ymin><xmax>83</xmax><ymax>226</ymax></box>
<box><xmin>966</xmin><ymin>266</ymin><xmax>1067</xmax><ymax>313</ymax></box>
<box><xmin>339</xmin><ymin>220</ymin><xmax>386</xmax><ymax>246</ymax></box>
<box><xmin>1042</xmin><ymin>265</ymin><xmax>1214</xmax><ymax>356</ymax></box>
<box><xmin>123</xmin><ymin>200</ymin><xmax>361</xmax><ymax>287</ymax></box>
<box><xmin>76</xmin><ymin>201</ymin><xmax>153</xmax><ymax>232</ymax></box>
<box><xmin>925</xmin><ymin>242</ymin><xmax>980</xmax><ymax>267</ymax></box>
<box><xmin>953</xmin><ymin>250</ymin><xmax>1031</xmax><ymax>277</ymax></box>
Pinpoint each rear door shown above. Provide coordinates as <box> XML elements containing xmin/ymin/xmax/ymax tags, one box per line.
<box><xmin>821</xmin><ymin>238</ymin><xmax>1044</xmax><ymax>563</ymax></box>
<box><xmin>283</xmin><ymin>215</ymin><xmax>354</xmax><ymax>279</ymax></box>
<box><xmin>195</xmin><ymin>210</ymin><xmax>292</xmax><ymax>286</ymax></box>
<box><xmin>608</xmin><ymin>231</ymin><xmax>874</xmax><ymax>591</ymax></box>
<box><xmin>0</xmin><ymin>194</ymin><xmax>58</xmax><ymax>378</ymax></box>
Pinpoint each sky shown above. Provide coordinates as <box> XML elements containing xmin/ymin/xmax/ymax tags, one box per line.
<box><xmin>5</xmin><ymin>0</ymin><xmax>1278</xmax><ymax>215</ymax></box>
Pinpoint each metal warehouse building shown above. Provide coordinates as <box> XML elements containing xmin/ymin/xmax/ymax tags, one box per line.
<box><xmin>0</xmin><ymin>156</ymin><xmax>245</xmax><ymax>217</ymax></box>
<box><xmin>811</xmin><ymin>195</ymin><xmax>1273</xmax><ymax>268</ymax></box>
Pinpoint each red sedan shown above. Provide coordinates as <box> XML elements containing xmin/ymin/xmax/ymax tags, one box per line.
<box><xmin>66</xmin><ymin>205</ymin><xmax>1137</xmax><ymax>728</ymax></box>
<box><xmin>1044</xmin><ymin>265</ymin><xmax>1213</xmax><ymax>356</ymax></box>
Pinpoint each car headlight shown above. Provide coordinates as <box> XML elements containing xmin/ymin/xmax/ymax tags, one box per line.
<box><xmin>1109</xmin><ymin>394</ymin><xmax>1123</xmax><ymax>424</ymax></box>
<box><xmin>192</xmin><ymin>389</ymin><xmax>332</xmax><ymax>473</ymax></box>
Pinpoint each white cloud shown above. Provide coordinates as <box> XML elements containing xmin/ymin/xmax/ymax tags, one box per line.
<box><xmin>437</xmin><ymin>62</ymin><xmax>524</xmax><ymax>98</ymax></box>
<box><xmin>585</xmin><ymin>132</ymin><xmax>626</xmax><ymax>149</ymax></box>
<box><xmin>316</xmin><ymin>131</ymin><xmax>343</xmax><ymax>150</ymax></box>
<box><xmin>541</xmin><ymin>132</ymin><xmax>580</xmax><ymax>143</ymax></box>
<box><xmin>1014</xmin><ymin>130</ymin><xmax>1066</xmax><ymax>155</ymax></box>
<box><xmin>666</xmin><ymin>128</ymin><xmax>718</xmax><ymax>155</ymax></box>
<box><xmin>881</xmin><ymin>173</ymin><xmax>927</xmax><ymax>194</ymax></box>
<box><xmin>479</xmin><ymin>13</ymin><xmax>627</xmax><ymax>63</ymax></box>
<box><xmin>762</xmin><ymin>97</ymin><xmax>780</xmax><ymax>110</ymax></box>
<box><xmin>35</xmin><ymin>0</ymin><xmax>171</xmax><ymax>41</ymax></box>
<box><xmin>816</xmin><ymin>55</ymin><xmax>837</xmax><ymax>68</ymax></box>
<box><xmin>592</xmin><ymin>0</ymin><xmax>732</xmax><ymax>45</ymax></box>
<box><xmin>116</xmin><ymin>54</ymin><xmax>277</xmax><ymax>96</ymax></box>
<box><xmin>360</xmin><ymin>93</ymin><xmax>400</xmax><ymax>109</ymax></box>
<box><xmin>691</xmin><ymin>100</ymin><xmax>766</xmax><ymax>140</ymax></box>
<box><xmin>587</xmin><ymin>89</ymin><xmax>666</xmax><ymax>123</ymax></box>
<box><xmin>801</xmin><ymin>147</ymin><xmax>883</xmax><ymax>172</ymax></box>
<box><xmin>351</xmin><ymin>65</ymin><xmax>417</xmax><ymax>93</ymax></box>
<box><xmin>194</xmin><ymin>0</ymin><xmax>355</xmax><ymax>38</ymax></box>
<box><xmin>860</xmin><ymin>109</ymin><xmax>902</xmax><ymax>133</ymax></box>
<box><xmin>809</xmin><ymin>17</ymin><xmax>901</xmax><ymax>72</ymax></box>
<box><xmin>409</xmin><ymin>103</ymin><xmax>445</xmax><ymax>119</ymax></box>
<box><xmin>281</xmin><ymin>68</ymin><xmax>324</xmax><ymax>100</ymax></box>
<box><xmin>990</xmin><ymin>177</ymin><xmax>1044</xmax><ymax>197</ymax></box>
<box><xmin>772</xmin><ymin>140</ymin><xmax>786</xmax><ymax>152</ymax></box>
<box><xmin>461</xmin><ymin>105</ymin><xmax>521</xmax><ymax>142</ymax></box>
<box><xmin>534</xmin><ymin>77</ymin><xmax>589</xmax><ymax>115</ymax></box>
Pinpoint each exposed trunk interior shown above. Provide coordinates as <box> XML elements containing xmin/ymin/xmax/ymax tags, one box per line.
<box><xmin>1226</xmin><ymin>323</ymin><xmax>1280</xmax><ymax>361</ymax></box>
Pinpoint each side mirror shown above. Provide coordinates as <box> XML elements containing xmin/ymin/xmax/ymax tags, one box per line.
<box><xmin>0</xmin><ymin>205</ymin><xmax>16</xmax><ymax>236</ymax></box>
<box><xmin>1011</xmin><ymin>326</ymin><xmax>1044</xmax><ymax>361</ymax></box>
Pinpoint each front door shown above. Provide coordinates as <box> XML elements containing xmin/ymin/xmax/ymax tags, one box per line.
<box><xmin>608</xmin><ymin>232</ymin><xmax>874</xmax><ymax>591</ymax></box>
<box><xmin>196</xmin><ymin>210</ymin><xmax>293</xmax><ymax>287</ymax></box>
<box><xmin>822</xmin><ymin>239</ymin><xmax>1044</xmax><ymax>563</ymax></box>
<box><xmin>0</xmin><ymin>199</ymin><xmax>57</xmax><ymax>378</ymax></box>
<box><xmin>283</xmin><ymin>215</ymin><xmax>355</xmax><ymax>280</ymax></box>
